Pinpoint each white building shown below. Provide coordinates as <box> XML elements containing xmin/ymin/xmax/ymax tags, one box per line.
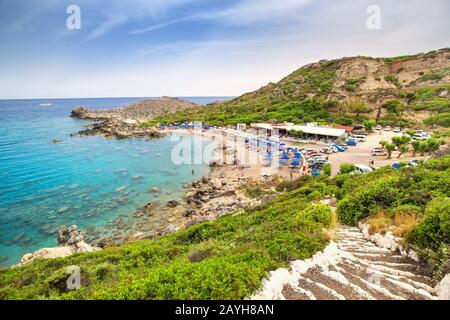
<box><xmin>251</xmin><ymin>122</ymin><xmax>346</xmax><ymax>140</ymax></box>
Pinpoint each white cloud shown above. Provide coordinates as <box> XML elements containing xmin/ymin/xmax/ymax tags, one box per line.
<box><xmin>130</xmin><ymin>0</ymin><xmax>314</xmax><ymax>34</ymax></box>
<box><xmin>1</xmin><ymin>0</ymin><xmax>449</xmax><ymax>98</ymax></box>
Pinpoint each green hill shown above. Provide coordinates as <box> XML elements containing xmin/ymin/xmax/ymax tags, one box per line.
<box><xmin>145</xmin><ymin>48</ymin><xmax>450</xmax><ymax>128</ymax></box>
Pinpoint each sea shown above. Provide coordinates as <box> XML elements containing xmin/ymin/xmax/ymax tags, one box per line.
<box><xmin>0</xmin><ymin>97</ymin><xmax>231</xmax><ymax>266</ymax></box>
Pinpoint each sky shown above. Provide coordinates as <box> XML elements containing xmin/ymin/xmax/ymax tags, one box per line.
<box><xmin>0</xmin><ymin>0</ymin><xmax>449</xmax><ymax>99</ymax></box>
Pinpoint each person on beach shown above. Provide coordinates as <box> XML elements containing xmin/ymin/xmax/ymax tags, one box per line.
<box><xmin>192</xmin><ymin>168</ymin><xmax>195</xmax><ymax>175</ymax></box>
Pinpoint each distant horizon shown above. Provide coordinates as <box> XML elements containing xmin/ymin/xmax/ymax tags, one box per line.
<box><xmin>0</xmin><ymin>95</ymin><xmax>236</xmax><ymax>101</ymax></box>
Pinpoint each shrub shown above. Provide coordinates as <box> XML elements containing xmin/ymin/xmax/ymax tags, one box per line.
<box><xmin>323</xmin><ymin>163</ymin><xmax>332</xmax><ymax>176</ymax></box>
<box><xmin>299</xmin><ymin>204</ymin><xmax>333</xmax><ymax>227</ymax></box>
<box><xmin>337</xmin><ymin>176</ymin><xmax>400</xmax><ymax>225</ymax></box>
<box><xmin>424</xmin><ymin>113</ymin><xmax>450</xmax><ymax>128</ymax></box>
<box><xmin>339</xmin><ymin>163</ymin><xmax>356</xmax><ymax>175</ymax></box>
<box><xmin>385</xmin><ymin>73</ymin><xmax>401</xmax><ymax>87</ymax></box>
<box><xmin>406</xmin><ymin>198</ymin><xmax>450</xmax><ymax>278</ymax></box>
<box><xmin>383</xmin><ymin>100</ymin><xmax>406</xmax><ymax>114</ymax></box>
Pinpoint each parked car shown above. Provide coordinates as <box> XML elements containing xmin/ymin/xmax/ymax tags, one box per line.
<box><xmin>346</xmin><ymin>139</ymin><xmax>357</xmax><ymax>146</ymax></box>
<box><xmin>384</xmin><ymin>126</ymin><xmax>392</xmax><ymax>131</ymax></box>
<box><xmin>353</xmin><ymin>135</ymin><xmax>366</xmax><ymax>142</ymax></box>
<box><xmin>372</xmin><ymin>147</ymin><xmax>387</xmax><ymax>156</ymax></box>
<box><xmin>320</xmin><ymin>147</ymin><xmax>333</xmax><ymax>154</ymax></box>
<box><xmin>331</xmin><ymin>144</ymin><xmax>346</xmax><ymax>152</ymax></box>
<box><xmin>350</xmin><ymin>164</ymin><xmax>374</xmax><ymax>175</ymax></box>
<box><xmin>375</xmin><ymin>125</ymin><xmax>382</xmax><ymax>130</ymax></box>
<box><xmin>393</xmin><ymin>127</ymin><xmax>401</xmax><ymax>133</ymax></box>
<box><xmin>412</xmin><ymin>134</ymin><xmax>426</xmax><ymax>140</ymax></box>
<box><xmin>353</xmin><ymin>130</ymin><xmax>368</xmax><ymax>136</ymax></box>
<box><xmin>336</xmin><ymin>144</ymin><xmax>348</xmax><ymax>150</ymax></box>
<box><xmin>313</xmin><ymin>159</ymin><xmax>327</xmax><ymax>165</ymax></box>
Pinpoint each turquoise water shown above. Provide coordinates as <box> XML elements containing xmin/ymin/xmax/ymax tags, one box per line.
<box><xmin>0</xmin><ymin>97</ymin><xmax>229</xmax><ymax>266</ymax></box>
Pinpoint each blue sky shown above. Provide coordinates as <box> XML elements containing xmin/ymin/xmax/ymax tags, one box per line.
<box><xmin>0</xmin><ymin>0</ymin><xmax>449</xmax><ymax>99</ymax></box>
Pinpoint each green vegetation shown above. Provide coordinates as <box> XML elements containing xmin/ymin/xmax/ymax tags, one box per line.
<box><xmin>336</xmin><ymin>156</ymin><xmax>450</xmax><ymax>277</ymax></box>
<box><xmin>323</xmin><ymin>163</ymin><xmax>332</xmax><ymax>176</ymax></box>
<box><xmin>409</xmin><ymin>85</ymin><xmax>450</xmax><ymax>112</ymax></box>
<box><xmin>384</xmin><ymin>73</ymin><xmax>402</xmax><ymax>88</ymax></box>
<box><xmin>363</xmin><ymin>119</ymin><xmax>376</xmax><ymax>131</ymax></box>
<box><xmin>244</xmin><ymin>186</ymin><xmax>275</xmax><ymax>199</ymax></box>
<box><xmin>339</xmin><ymin>163</ymin><xmax>356</xmax><ymax>174</ymax></box>
<box><xmin>416</xmin><ymin>66</ymin><xmax>450</xmax><ymax>82</ymax></box>
<box><xmin>0</xmin><ymin>183</ymin><xmax>334</xmax><ymax>300</ymax></box>
<box><xmin>382</xmin><ymin>100</ymin><xmax>406</xmax><ymax>115</ymax></box>
<box><xmin>2</xmin><ymin>154</ymin><xmax>450</xmax><ymax>298</ymax></box>
<box><xmin>424</xmin><ymin>113</ymin><xmax>450</xmax><ymax>128</ymax></box>
<box><xmin>344</xmin><ymin>78</ymin><xmax>365</xmax><ymax>92</ymax></box>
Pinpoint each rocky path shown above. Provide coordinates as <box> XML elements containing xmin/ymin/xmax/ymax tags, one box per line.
<box><xmin>252</xmin><ymin>226</ymin><xmax>438</xmax><ymax>300</ymax></box>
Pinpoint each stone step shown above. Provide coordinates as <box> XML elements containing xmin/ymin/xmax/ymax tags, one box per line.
<box><xmin>301</xmin><ymin>266</ymin><xmax>375</xmax><ymax>300</ymax></box>
<box><xmin>297</xmin><ymin>276</ymin><xmax>345</xmax><ymax>300</ymax></box>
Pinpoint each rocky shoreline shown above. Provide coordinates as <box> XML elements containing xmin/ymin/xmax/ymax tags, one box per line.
<box><xmin>17</xmin><ymin>104</ymin><xmax>271</xmax><ymax>264</ymax></box>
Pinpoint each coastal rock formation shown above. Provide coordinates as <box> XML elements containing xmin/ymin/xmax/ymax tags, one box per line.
<box><xmin>71</xmin><ymin>96</ymin><xmax>197</xmax><ymax>122</ymax></box>
<box><xmin>20</xmin><ymin>225</ymin><xmax>100</xmax><ymax>265</ymax></box>
<box><xmin>75</xmin><ymin>119</ymin><xmax>163</xmax><ymax>140</ymax></box>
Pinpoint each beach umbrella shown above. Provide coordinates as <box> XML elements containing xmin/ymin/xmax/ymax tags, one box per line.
<box><xmin>291</xmin><ymin>160</ymin><xmax>300</xmax><ymax>167</ymax></box>
<box><xmin>281</xmin><ymin>153</ymin><xmax>290</xmax><ymax>160</ymax></box>
<box><xmin>294</xmin><ymin>153</ymin><xmax>302</xmax><ymax>159</ymax></box>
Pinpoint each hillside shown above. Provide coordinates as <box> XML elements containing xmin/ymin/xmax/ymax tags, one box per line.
<box><xmin>1</xmin><ymin>155</ymin><xmax>448</xmax><ymax>299</ymax></box>
<box><xmin>145</xmin><ymin>48</ymin><xmax>450</xmax><ymax>128</ymax></box>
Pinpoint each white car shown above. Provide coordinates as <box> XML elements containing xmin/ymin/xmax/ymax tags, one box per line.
<box><xmin>375</xmin><ymin>125</ymin><xmax>382</xmax><ymax>130</ymax></box>
<box><xmin>412</xmin><ymin>134</ymin><xmax>426</xmax><ymax>140</ymax></box>
<box><xmin>350</xmin><ymin>164</ymin><xmax>374</xmax><ymax>175</ymax></box>
<box><xmin>384</xmin><ymin>126</ymin><xmax>392</xmax><ymax>131</ymax></box>
<box><xmin>372</xmin><ymin>147</ymin><xmax>387</xmax><ymax>156</ymax></box>
<box><xmin>353</xmin><ymin>135</ymin><xmax>366</xmax><ymax>142</ymax></box>
<box><xmin>393</xmin><ymin>127</ymin><xmax>401</xmax><ymax>133</ymax></box>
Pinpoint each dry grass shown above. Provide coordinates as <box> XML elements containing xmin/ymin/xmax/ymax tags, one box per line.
<box><xmin>366</xmin><ymin>211</ymin><xmax>391</xmax><ymax>235</ymax></box>
<box><xmin>366</xmin><ymin>211</ymin><xmax>419</xmax><ymax>237</ymax></box>
<box><xmin>324</xmin><ymin>211</ymin><xmax>339</xmax><ymax>241</ymax></box>
<box><xmin>392</xmin><ymin>213</ymin><xmax>419</xmax><ymax>237</ymax></box>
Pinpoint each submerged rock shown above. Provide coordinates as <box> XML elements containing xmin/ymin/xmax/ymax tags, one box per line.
<box><xmin>167</xmin><ymin>200</ymin><xmax>180</xmax><ymax>208</ymax></box>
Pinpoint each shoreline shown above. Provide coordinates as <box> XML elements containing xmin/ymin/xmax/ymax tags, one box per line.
<box><xmin>17</xmin><ymin>122</ymin><xmax>276</xmax><ymax>265</ymax></box>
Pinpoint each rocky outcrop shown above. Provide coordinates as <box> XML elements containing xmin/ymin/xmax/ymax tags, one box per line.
<box><xmin>358</xmin><ymin>222</ymin><xmax>420</xmax><ymax>262</ymax></box>
<box><xmin>181</xmin><ymin>175</ymin><xmax>260</xmax><ymax>227</ymax></box>
<box><xmin>20</xmin><ymin>225</ymin><xmax>100</xmax><ymax>265</ymax></box>
<box><xmin>70</xmin><ymin>96</ymin><xmax>197</xmax><ymax>122</ymax></box>
<box><xmin>435</xmin><ymin>274</ymin><xmax>450</xmax><ymax>300</ymax></box>
<box><xmin>74</xmin><ymin>119</ymin><xmax>163</xmax><ymax>140</ymax></box>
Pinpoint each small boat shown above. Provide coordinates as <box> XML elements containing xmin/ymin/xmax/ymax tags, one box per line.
<box><xmin>38</xmin><ymin>103</ymin><xmax>52</xmax><ymax>106</ymax></box>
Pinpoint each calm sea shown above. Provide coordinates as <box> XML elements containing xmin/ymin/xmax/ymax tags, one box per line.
<box><xmin>0</xmin><ymin>97</ymin><xmax>230</xmax><ymax>266</ymax></box>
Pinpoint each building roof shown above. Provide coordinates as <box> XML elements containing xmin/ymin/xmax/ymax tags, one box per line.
<box><xmin>334</xmin><ymin>125</ymin><xmax>354</xmax><ymax>132</ymax></box>
<box><xmin>251</xmin><ymin>123</ymin><xmax>346</xmax><ymax>137</ymax></box>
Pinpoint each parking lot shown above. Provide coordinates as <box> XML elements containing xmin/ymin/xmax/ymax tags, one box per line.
<box><xmin>293</xmin><ymin>130</ymin><xmax>425</xmax><ymax>176</ymax></box>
